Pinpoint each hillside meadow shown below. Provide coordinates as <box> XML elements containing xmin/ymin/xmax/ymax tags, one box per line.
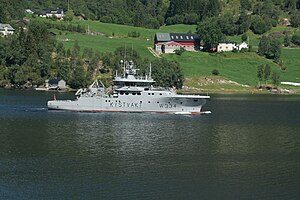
<box><xmin>48</xmin><ymin>19</ymin><xmax>300</xmax><ymax>90</ymax></box>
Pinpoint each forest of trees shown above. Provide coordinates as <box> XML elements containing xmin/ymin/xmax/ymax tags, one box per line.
<box><xmin>2</xmin><ymin>0</ymin><xmax>300</xmax><ymax>88</ymax></box>
<box><xmin>0</xmin><ymin>20</ymin><xmax>184</xmax><ymax>89</ymax></box>
<box><xmin>1</xmin><ymin>0</ymin><xmax>300</xmax><ymax>29</ymax></box>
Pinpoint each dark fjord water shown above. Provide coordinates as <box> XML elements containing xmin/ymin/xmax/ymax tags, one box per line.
<box><xmin>0</xmin><ymin>89</ymin><xmax>299</xmax><ymax>199</ymax></box>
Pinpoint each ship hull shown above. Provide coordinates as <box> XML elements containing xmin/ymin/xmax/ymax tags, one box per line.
<box><xmin>48</xmin><ymin>94</ymin><xmax>209</xmax><ymax>114</ymax></box>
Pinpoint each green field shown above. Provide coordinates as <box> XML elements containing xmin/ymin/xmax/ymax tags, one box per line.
<box><xmin>42</xmin><ymin>17</ymin><xmax>197</xmax><ymax>38</ymax></box>
<box><xmin>165</xmin><ymin>52</ymin><xmax>279</xmax><ymax>86</ymax></box>
<box><xmin>165</xmin><ymin>49</ymin><xmax>300</xmax><ymax>87</ymax></box>
<box><xmin>56</xmin><ymin>32</ymin><xmax>154</xmax><ymax>58</ymax></box>
<box><xmin>48</xmin><ymin>18</ymin><xmax>300</xmax><ymax>90</ymax></box>
<box><xmin>281</xmin><ymin>48</ymin><xmax>300</xmax><ymax>82</ymax></box>
<box><xmin>50</xmin><ymin>19</ymin><xmax>197</xmax><ymax>59</ymax></box>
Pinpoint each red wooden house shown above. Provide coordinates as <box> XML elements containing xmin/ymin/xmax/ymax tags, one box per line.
<box><xmin>154</xmin><ymin>33</ymin><xmax>200</xmax><ymax>54</ymax></box>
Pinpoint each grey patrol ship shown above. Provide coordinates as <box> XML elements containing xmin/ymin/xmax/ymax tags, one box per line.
<box><xmin>48</xmin><ymin>60</ymin><xmax>210</xmax><ymax>114</ymax></box>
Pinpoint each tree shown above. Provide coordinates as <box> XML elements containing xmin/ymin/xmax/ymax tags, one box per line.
<box><xmin>283</xmin><ymin>35</ymin><xmax>290</xmax><ymax>47</ymax></box>
<box><xmin>151</xmin><ymin>58</ymin><xmax>184</xmax><ymax>89</ymax></box>
<box><xmin>291</xmin><ymin>34</ymin><xmax>300</xmax><ymax>45</ymax></box>
<box><xmin>258</xmin><ymin>36</ymin><xmax>281</xmax><ymax>61</ymax></box>
<box><xmin>291</xmin><ymin>11</ymin><xmax>300</xmax><ymax>27</ymax></box>
<box><xmin>242</xmin><ymin>33</ymin><xmax>248</xmax><ymax>42</ymax></box>
<box><xmin>70</xmin><ymin>61</ymin><xmax>86</xmax><ymax>88</ymax></box>
<box><xmin>272</xmin><ymin>71</ymin><xmax>280</xmax><ymax>86</ymax></box>
<box><xmin>250</xmin><ymin>15</ymin><xmax>271</xmax><ymax>34</ymax></box>
<box><xmin>263</xmin><ymin>64</ymin><xmax>271</xmax><ymax>84</ymax></box>
<box><xmin>197</xmin><ymin>17</ymin><xmax>225</xmax><ymax>51</ymax></box>
<box><xmin>240</xmin><ymin>0</ymin><xmax>252</xmax><ymax>12</ymax></box>
<box><xmin>284</xmin><ymin>0</ymin><xmax>297</xmax><ymax>11</ymax></box>
<box><xmin>0</xmin><ymin>5</ymin><xmax>7</xmax><ymax>22</ymax></box>
<box><xmin>217</xmin><ymin>13</ymin><xmax>238</xmax><ymax>36</ymax></box>
<box><xmin>257</xmin><ymin>64</ymin><xmax>264</xmax><ymax>85</ymax></box>
<box><xmin>237</xmin><ymin>11</ymin><xmax>251</xmax><ymax>34</ymax></box>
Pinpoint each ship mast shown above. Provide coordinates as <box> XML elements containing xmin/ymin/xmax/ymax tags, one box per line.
<box><xmin>149</xmin><ymin>62</ymin><xmax>152</xmax><ymax>79</ymax></box>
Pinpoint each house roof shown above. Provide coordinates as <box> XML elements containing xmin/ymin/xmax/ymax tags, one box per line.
<box><xmin>41</xmin><ymin>8</ymin><xmax>64</xmax><ymax>15</ymax></box>
<box><xmin>238</xmin><ymin>42</ymin><xmax>248</xmax><ymax>46</ymax></box>
<box><xmin>155</xmin><ymin>33</ymin><xmax>171</xmax><ymax>42</ymax></box>
<box><xmin>49</xmin><ymin>79</ymin><xmax>64</xmax><ymax>85</ymax></box>
<box><xmin>170</xmin><ymin>33</ymin><xmax>199</xmax><ymax>42</ymax></box>
<box><xmin>0</xmin><ymin>24</ymin><xmax>15</xmax><ymax>31</ymax></box>
<box><xmin>155</xmin><ymin>33</ymin><xmax>200</xmax><ymax>42</ymax></box>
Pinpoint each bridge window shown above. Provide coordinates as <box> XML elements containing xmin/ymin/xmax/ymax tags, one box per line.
<box><xmin>132</xmin><ymin>92</ymin><xmax>136</xmax><ymax>95</ymax></box>
<box><xmin>125</xmin><ymin>92</ymin><xmax>129</xmax><ymax>95</ymax></box>
<box><xmin>148</xmin><ymin>93</ymin><xmax>151</xmax><ymax>95</ymax></box>
<box><xmin>157</xmin><ymin>101</ymin><xmax>159</xmax><ymax>103</ymax></box>
<box><xmin>148</xmin><ymin>101</ymin><xmax>150</xmax><ymax>103</ymax></box>
<box><xmin>137</xmin><ymin>92</ymin><xmax>141</xmax><ymax>95</ymax></box>
<box><xmin>152</xmin><ymin>93</ymin><xmax>154</xmax><ymax>95</ymax></box>
<box><xmin>160</xmin><ymin>93</ymin><xmax>162</xmax><ymax>95</ymax></box>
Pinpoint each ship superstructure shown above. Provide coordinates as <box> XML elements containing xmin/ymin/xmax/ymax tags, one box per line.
<box><xmin>47</xmin><ymin>60</ymin><xmax>210</xmax><ymax>114</ymax></box>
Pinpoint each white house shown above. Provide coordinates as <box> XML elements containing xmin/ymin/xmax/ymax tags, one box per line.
<box><xmin>217</xmin><ymin>43</ymin><xmax>237</xmax><ymax>52</ymax></box>
<box><xmin>39</xmin><ymin>8</ymin><xmax>64</xmax><ymax>19</ymax></box>
<box><xmin>237</xmin><ymin>42</ymin><xmax>249</xmax><ymax>51</ymax></box>
<box><xmin>0</xmin><ymin>24</ymin><xmax>15</xmax><ymax>36</ymax></box>
<box><xmin>46</xmin><ymin>79</ymin><xmax>67</xmax><ymax>90</ymax></box>
<box><xmin>217</xmin><ymin>42</ymin><xmax>249</xmax><ymax>52</ymax></box>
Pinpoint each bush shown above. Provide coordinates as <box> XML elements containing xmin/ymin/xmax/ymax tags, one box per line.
<box><xmin>128</xmin><ymin>31</ymin><xmax>140</xmax><ymax>38</ymax></box>
<box><xmin>174</xmin><ymin>47</ymin><xmax>185</xmax><ymax>56</ymax></box>
<box><xmin>240</xmin><ymin>48</ymin><xmax>248</xmax><ymax>53</ymax></box>
<box><xmin>212</xmin><ymin>69</ymin><xmax>220</xmax><ymax>75</ymax></box>
<box><xmin>291</xmin><ymin>34</ymin><xmax>300</xmax><ymax>46</ymax></box>
<box><xmin>100</xmin><ymin>16</ymin><xmax>113</xmax><ymax>23</ymax></box>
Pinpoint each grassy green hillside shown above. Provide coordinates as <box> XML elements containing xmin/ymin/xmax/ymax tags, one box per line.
<box><xmin>49</xmin><ymin>19</ymin><xmax>197</xmax><ymax>59</ymax></box>
<box><xmin>281</xmin><ymin>49</ymin><xmax>300</xmax><ymax>82</ymax></box>
<box><xmin>165</xmin><ymin>52</ymin><xmax>277</xmax><ymax>86</ymax></box>
<box><xmin>47</xmin><ymin>18</ymin><xmax>300</xmax><ymax>90</ymax></box>
<box><xmin>55</xmin><ymin>32</ymin><xmax>154</xmax><ymax>58</ymax></box>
